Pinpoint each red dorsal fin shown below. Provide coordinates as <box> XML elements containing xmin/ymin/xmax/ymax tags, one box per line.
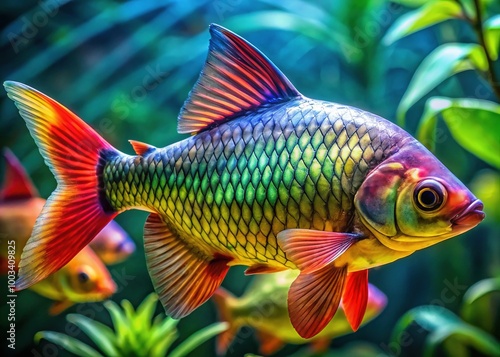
<box><xmin>144</xmin><ymin>213</ymin><xmax>232</xmax><ymax>318</ymax></box>
<box><xmin>1</xmin><ymin>148</ymin><xmax>39</xmax><ymax>201</ymax></box>
<box><xmin>278</xmin><ymin>229</ymin><xmax>360</xmax><ymax>274</ymax></box>
<box><xmin>342</xmin><ymin>270</ymin><xmax>369</xmax><ymax>331</ymax></box>
<box><xmin>177</xmin><ymin>24</ymin><xmax>301</xmax><ymax>134</ymax></box>
<box><xmin>128</xmin><ymin>140</ymin><xmax>155</xmax><ymax>156</ymax></box>
<box><xmin>288</xmin><ymin>264</ymin><xmax>347</xmax><ymax>339</ymax></box>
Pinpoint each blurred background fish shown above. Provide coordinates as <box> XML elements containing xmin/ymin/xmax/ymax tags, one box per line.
<box><xmin>0</xmin><ymin>149</ymin><xmax>122</xmax><ymax>314</ymax></box>
<box><xmin>212</xmin><ymin>270</ymin><xmax>387</xmax><ymax>356</ymax></box>
<box><xmin>0</xmin><ymin>148</ymin><xmax>135</xmax><ymax>268</ymax></box>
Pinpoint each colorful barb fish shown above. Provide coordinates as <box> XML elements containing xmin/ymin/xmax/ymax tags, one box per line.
<box><xmin>212</xmin><ymin>270</ymin><xmax>387</xmax><ymax>355</ymax></box>
<box><xmin>0</xmin><ymin>149</ymin><xmax>118</xmax><ymax>314</ymax></box>
<box><xmin>4</xmin><ymin>24</ymin><xmax>484</xmax><ymax>338</ymax></box>
<box><xmin>0</xmin><ymin>149</ymin><xmax>135</xmax><ymax>267</ymax></box>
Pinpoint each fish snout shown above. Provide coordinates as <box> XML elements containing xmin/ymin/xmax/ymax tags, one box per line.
<box><xmin>451</xmin><ymin>199</ymin><xmax>485</xmax><ymax>228</ymax></box>
<box><xmin>98</xmin><ymin>280</ymin><xmax>117</xmax><ymax>297</ymax></box>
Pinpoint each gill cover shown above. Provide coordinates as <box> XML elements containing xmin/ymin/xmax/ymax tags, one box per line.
<box><xmin>354</xmin><ymin>162</ymin><xmax>406</xmax><ymax>237</ymax></box>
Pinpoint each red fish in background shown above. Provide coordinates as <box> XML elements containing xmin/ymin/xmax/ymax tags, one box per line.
<box><xmin>0</xmin><ymin>149</ymin><xmax>135</xmax><ymax>268</ymax></box>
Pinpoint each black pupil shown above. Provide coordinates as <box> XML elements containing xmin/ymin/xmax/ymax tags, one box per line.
<box><xmin>78</xmin><ymin>272</ymin><xmax>89</xmax><ymax>283</ymax></box>
<box><xmin>421</xmin><ymin>190</ymin><xmax>437</xmax><ymax>206</ymax></box>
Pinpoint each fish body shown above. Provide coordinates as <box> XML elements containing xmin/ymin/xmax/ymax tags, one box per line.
<box><xmin>0</xmin><ymin>150</ymin><xmax>117</xmax><ymax>314</ymax></box>
<box><xmin>5</xmin><ymin>24</ymin><xmax>484</xmax><ymax>338</ymax></box>
<box><xmin>212</xmin><ymin>270</ymin><xmax>387</xmax><ymax>355</ymax></box>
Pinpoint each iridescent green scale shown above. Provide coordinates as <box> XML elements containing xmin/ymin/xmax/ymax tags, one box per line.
<box><xmin>103</xmin><ymin>99</ymin><xmax>397</xmax><ymax>268</ymax></box>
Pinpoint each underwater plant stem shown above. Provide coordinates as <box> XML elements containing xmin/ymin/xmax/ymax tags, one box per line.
<box><xmin>472</xmin><ymin>0</ymin><xmax>500</xmax><ymax>100</ymax></box>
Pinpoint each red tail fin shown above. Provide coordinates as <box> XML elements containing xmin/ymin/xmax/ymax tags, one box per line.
<box><xmin>212</xmin><ymin>287</ymin><xmax>239</xmax><ymax>356</ymax></box>
<box><xmin>4</xmin><ymin>81</ymin><xmax>119</xmax><ymax>290</ymax></box>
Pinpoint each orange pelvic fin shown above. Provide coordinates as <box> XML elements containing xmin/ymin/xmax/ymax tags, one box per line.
<box><xmin>288</xmin><ymin>264</ymin><xmax>347</xmax><ymax>339</ymax></box>
<box><xmin>49</xmin><ymin>300</ymin><xmax>74</xmax><ymax>315</ymax></box>
<box><xmin>256</xmin><ymin>330</ymin><xmax>285</xmax><ymax>355</ymax></box>
<box><xmin>144</xmin><ymin>213</ymin><xmax>231</xmax><ymax>318</ymax></box>
<box><xmin>212</xmin><ymin>287</ymin><xmax>239</xmax><ymax>356</ymax></box>
<box><xmin>4</xmin><ymin>82</ymin><xmax>119</xmax><ymax>291</ymax></box>
<box><xmin>1</xmin><ymin>148</ymin><xmax>39</xmax><ymax>201</ymax></box>
<box><xmin>277</xmin><ymin>229</ymin><xmax>360</xmax><ymax>273</ymax></box>
<box><xmin>342</xmin><ymin>270</ymin><xmax>369</xmax><ymax>331</ymax></box>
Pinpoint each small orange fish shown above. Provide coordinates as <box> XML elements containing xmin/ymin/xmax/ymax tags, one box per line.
<box><xmin>212</xmin><ymin>270</ymin><xmax>387</xmax><ymax>355</ymax></box>
<box><xmin>0</xmin><ymin>149</ymin><xmax>134</xmax><ymax>268</ymax></box>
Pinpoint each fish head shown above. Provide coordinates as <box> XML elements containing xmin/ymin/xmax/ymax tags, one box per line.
<box><xmin>60</xmin><ymin>247</ymin><xmax>117</xmax><ymax>302</ymax></box>
<box><xmin>355</xmin><ymin>142</ymin><xmax>484</xmax><ymax>252</ymax></box>
<box><xmin>91</xmin><ymin>220</ymin><xmax>135</xmax><ymax>265</ymax></box>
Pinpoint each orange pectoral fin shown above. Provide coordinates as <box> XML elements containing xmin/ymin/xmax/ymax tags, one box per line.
<box><xmin>144</xmin><ymin>213</ymin><xmax>231</xmax><ymax>318</ymax></box>
<box><xmin>277</xmin><ymin>229</ymin><xmax>360</xmax><ymax>273</ymax></box>
<box><xmin>342</xmin><ymin>270</ymin><xmax>369</xmax><ymax>331</ymax></box>
<box><xmin>288</xmin><ymin>264</ymin><xmax>347</xmax><ymax>339</ymax></box>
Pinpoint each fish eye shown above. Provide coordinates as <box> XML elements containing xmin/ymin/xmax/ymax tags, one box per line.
<box><xmin>77</xmin><ymin>271</ymin><xmax>90</xmax><ymax>284</ymax></box>
<box><xmin>414</xmin><ymin>180</ymin><xmax>447</xmax><ymax>212</ymax></box>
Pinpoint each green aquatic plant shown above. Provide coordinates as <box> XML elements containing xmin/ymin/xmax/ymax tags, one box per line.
<box><xmin>34</xmin><ymin>293</ymin><xmax>228</xmax><ymax>357</ymax></box>
<box><xmin>385</xmin><ymin>0</ymin><xmax>500</xmax><ymax>169</ymax></box>
<box><xmin>391</xmin><ymin>277</ymin><xmax>500</xmax><ymax>357</ymax></box>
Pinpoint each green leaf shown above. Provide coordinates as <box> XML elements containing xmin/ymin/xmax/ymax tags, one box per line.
<box><xmin>120</xmin><ymin>299</ymin><xmax>140</xmax><ymax>351</ymax></box>
<box><xmin>485</xmin><ymin>15</ymin><xmax>500</xmax><ymax>60</ymax></box>
<box><xmin>147</xmin><ymin>317</ymin><xmax>179</xmax><ymax>356</ymax></box>
<box><xmin>416</xmin><ymin>97</ymin><xmax>500</xmax><ymax>168</ymax></box>
<box><xmin>35</xmin><ymin>331</ymin><xmax>104</xmax><ymax>357</ymax></box>
<box><xmin>392</xmin><ymin>306</ymin><xmax>500</xmax><ymax>357</ymax></box>
<box><xmin>470</xmin><ymin>170</ymin><xmax>500</xmax><ymax>223</ymax></box>
<box><xmin>383</xmin><ymin>0</ymin><xmax>463</xmax><ymax>45</ymax></box>
<box><xmin>168</xmin><ymin>322</ymin><xmax>229</xmax><ymax>357</ymax></box>
<box><xmin>66</xmin><ymin>314</ymin><xmax>119</xmax><ymax>357</ymax></box>
<box><xmin>389</xmin><ymin>0</ymin><xmax>438</xmax><ymax>8</ymax></box>
<box><xmin>461</xmin><ymin>277</ymin><xmax>500</xmax><ymax>332</ymax></box>
<box><xmin>134</xmin><ymin>293</ymin><xmax>158</xmax><ymax>332</ymax></box>
<box><xmin>104</xmin><ymin>300</ymin><xmax>131</xmax><ymax>353</ymax></box>
<box><xmin>396</xmin><ymin>43</ymin><xmax>487</xmax><ymax>127</ymax></box>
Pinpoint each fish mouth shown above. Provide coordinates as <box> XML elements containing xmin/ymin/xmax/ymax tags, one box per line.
<box><xmin>451</xmin><ymin>199</ymin><xmax>485</xmax><ymax>228</ymax></box>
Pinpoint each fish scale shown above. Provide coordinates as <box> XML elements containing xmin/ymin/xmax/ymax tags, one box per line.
<box><xmin>102</xmin><ymin>99</ymin><xmax>401</xmax><ymax>267</ymax></box>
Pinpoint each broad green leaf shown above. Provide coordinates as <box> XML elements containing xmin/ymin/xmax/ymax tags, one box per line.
<box><xmin>169</xmin><ymin>322</ymin><xmax>229</xmax><ymax>357</ymax></box>
<box><xmin>416</xmin><ymin>97</ymin><xmax>500</xmax><ymax>168</ymax></box>
<box><xmin>392</xmin><ymin>306</ymin><xmax>500</xmax><ymax>357</ymax></box>
<box><xmin>120</xmin><ymin>299</ymin><xmax>139</xmax><ymax>351</ymax></box>
<box><xmin>389</xmin><ymin>0</ymin><xmax>437</xmax><ymax>8</ymax></box>
<box><xmin>485</xmin><ymin>15</ymin><xmax>500</xmax><ymax>60</ymax></box>
<box><xmin>383</xmin><ymin>1</ymin><xmax>463</xmax><ymax>45</ymax></box>
<box><xmin>397</xmin><ymin>44</ymin><xmax>487</xmax><ymax>127</ymax></box>
<box><xmin>461</xmin><ymin>277</ymin><xmax>500</xmax><ymax>333</ymax></box>
<box><xmin>35</xmin><ymin>331</ymin><xmax>104</xmax><ymax>357</ymax></box>
<box><xmin>66</xmin><ymin>314</ymin><xmax>119</xmax><ymax>356</ymax></box>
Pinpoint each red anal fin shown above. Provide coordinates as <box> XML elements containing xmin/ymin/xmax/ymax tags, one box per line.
<box><xmin>256</xmin><ymin>330</ymin><xmax>285</xmax><ymax>355</ymax></box>
<box><xmin>128</xmin><ymin>140</ymin><xmax>155</xmax><ymax>156</ymax></box>
<box><xmin>244</xmin><ymin>264</ymin><xmax>287</xmax><ymax>275</ymax></box>
<box><xmin>288</xmin><ymin>264</ymin><xmax>347</xmax><ymax>339</ymax></box>
<box><xmin>144</xmin><ymin>213</ymin><xmax>231</xmax><ymax>318</ymax></box>
<box><xmin>342</xmin><ymin>270</ymin><xmax>369</xmax><ymax>331</ymax></box>
<box><xmin>1</xmin><ymin>148</ymin><xmax>39</xmax><ymax>201</ymax></box>
<box><xmin>278</xmin><ymin>229</ymin><xmax>360</xmax><ymax>273</ymax></box>
<box><xmin>177</xmin><ymin>24</ymin><xmax>301</xmax><ymax>134</ymax></box>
